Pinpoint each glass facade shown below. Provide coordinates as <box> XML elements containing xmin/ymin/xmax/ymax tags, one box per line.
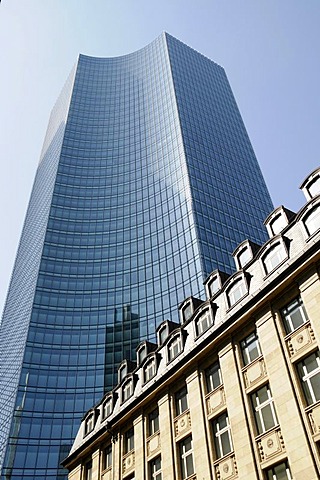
<box><xmin>0</xmin><ymin>33</ymin><xmax>273</xmax><ymax>479</ymax></box>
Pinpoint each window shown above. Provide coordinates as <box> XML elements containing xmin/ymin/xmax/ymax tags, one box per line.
<box><xmin>84</xmin><ymin>414</ymin><xmax>94</xmax><ymax>435</ymax></box>
<box><xmin>183</xmin><ymin>303</ymin><xmax>193</xmax><ymax>322</ymax></box>
<box><xmin>196</xmin><ymin>310</ymin><xmax>213</xmax><ymax>336</ymax></box>
<box><xmin>205</xmin><ymin>362</ymin><xmax>222</xmax><ymax>392</ymax></box>
<box><xmin>102</xmin><ymin>397</ymin><xmax>113</xmax><ymax>419</ymax></box>
<box><xmin>266</xmin><ymin>461</ymin><xmax>293</xmax><ymax>480</ymax></box>
<box><xmin>179</xmin><ymin>436</ymin><xmax>194</xmax><ymax>479</ymax></box>
<box><xmin>238</xmin><ymin>247</ymin><xmax>251</xmax><ymax>269</ymax></box>
<box><xmin>124</xmin><ymin>427</ymin><xmax>134</xmax><ymax>453</ymax></box>
<box><xmin>263</xmin><ymin>243</ymin><xmax>286</xmax><ymax>274</ymax></box>
<box><xmin>241</xmin><ymin>332</ymin><xmax>261</xmax><ymax>366</ymax></box>
<box><xmin>84</xmin><ymin>460</ymin><xmax>92</xmax><ymax>480</ymax></box>
<box><xmin>175</xmin><ymin>387</ymin><xmax>188</xmax><ymax>416</ymax></box>
<box><xmin>149</xmin><ymin>456</ymin><xmax>161</xmax><ymax>480</ymax></box>
<box><xmin>158</xmin><ymin>325</ymin><xmax>168</xmax><ymax>345</ymax></box>
<box><xmin>208</xmin><ymin>276</ymin><xmax>219</xmax><ymax>297</ymax></box>
<box><xmin>270</xmin><ymin>214</ymin><xmax>287</xmax><ymax>235</ymax></box>
<box><xmin>137</xmin><ymin>345</ymin><xmax>147</xmax><ymax>365</ymax></box>
<box><xmin>119</xmin><ymin>364</ymin><xmax>127</xmax><ymax>382</ymax></box>
<box><xmin>297</xmin><ymin>351</ymin><xmax>320</xmax><ymax>405</ymax></box>
<box><xmin>168</xmin><ymin>335</ymin><xmax>182</xmax><ymax>361</ymax></box>
<box><xmin>102</xmin><ymin>444</ymin><xmax>112</xmax><ymax>470</ymax></box>
<box><xmin>281</xmin><ymin>297</ymin><xmax>308</xmax><ymax>334</ymax></box>
<box><xmin>148</xmin><ymin>408</ymin><xmax>159</xmax><ymax>436</ymax></box>
<box><xmin>212</xmin><ymin>412</ymin><xmax>233</xmax><ymax>458</ymax></box>
<box><xmin>122</xmin><ymin>379</ymin><xmax>133</xmax><ymax>402</ymax></box>
<box><xmin>227</xmin><ymin>279</ymin><xmax>247</xmax><ymax>307</ymax></box>
<box><xmin>308</xmin><ymin>176</ymin><xmax>320</xmax><ymax>198</ymax></box>
<box><xmin>304</xmin><ymin>205</ymin><xmax>320</xmax><ymax>235</ymax></box>
<box><xmin>251</xmin><ymin>385</ymin><xmax>278</xmax><ymax>434</ymax></box>
<box><xmin>144</xmin><ymin>358</ymin><xmax>156</xmax><ymax>383</ymax></box>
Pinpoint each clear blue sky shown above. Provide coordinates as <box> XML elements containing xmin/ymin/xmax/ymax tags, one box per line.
<box><xmin>0</xmin><ymin>0</ymin><xmax>319</xmax><ymax>316</ymax></box>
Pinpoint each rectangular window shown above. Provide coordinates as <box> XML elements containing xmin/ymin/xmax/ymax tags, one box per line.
<box><xmin>124</xmin><ymin>427</ymin><xmax>134</xmax><ymax>454</ymax></box>
<box><xmin>241</xmin><ymin>332</ymin><xmax>261</xmax><ymax>366</ymax></box>
<box><xmin>148</xmin><ymin>408</ymin><xmax>160</xmax><ymax>436</ymax></box>
<box><xmin>297</xmin><ymin>351</ymin><xmax>320</xmax><ymax>405</ymax></box>
<box><xmin>179</xmin><ymin>436</ymin><xmax>194</xmax><ymax>479</ymax></box>
<box><xmin>122</xmin><ymin>380</ymin><xmax>133</xmax><ymax>401</ymax></box>
<box><xmin>281</xmin><ymin>297</ymin><xmax>308</xmax><ymax>334</ymax></box>
<box><xmin>84</xmin><ymin>460</ymin><xmax>92</xmax><ymax>480</ymax></box>
<box><xmin>175</xmin><ymin>387</ymin><xmax>188</xmax><ymax>416</ymax></box>
<box><xmin>212</xmin><ymin>412</ymin><xmax>232</xmax><ymax>458</ymax></box>
<box><xmin>149</xmin><ymin>456</ymin><xmax>161</xmax><ymax>480</ymax></box>
<box><xmin>205</xmin><ymin>362</ymin><xmax>222</xmax><ymax>392</ymax></box>
<box><xmin>266</xmin><ymin>461</ymin><xmax>293</xmax><ymax>479</ymax></box>
<box><xmin>251</xmin><ymin>385</ymin><xmax>278</xmax><ymax>434</ymax></box>
<box><xmin>102</xmin><ymin>444</ymin><xmax>112</xmax><ymax>470</ymax></box>
<box><xmin>168</xmin><ymin>336</ymin><xmax>182</xmax><ymax>361</ymax></box>
<box><xmin>103</xmin><ymin>398</ymin><xmax>112</xmax><ymax>418</ymax></box>
<box><xmin>196</xmin><ymin>310</ymin><xmax>213</xmax><ymax>336</ymax></box>
<box><xmin>144</xmin><ymin>359</ymin><xmax>156</xmax><ymax>383</ymax></box>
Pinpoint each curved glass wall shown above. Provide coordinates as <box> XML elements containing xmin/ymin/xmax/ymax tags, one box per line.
<box><xmin>0</xmin><ymin>33</ymin><xmax>272</xmax><ymax>479</ymax></box>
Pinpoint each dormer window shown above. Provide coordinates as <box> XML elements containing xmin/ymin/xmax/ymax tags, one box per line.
<box><xmin>118</xmin><ymin>364</ymin><xmax>127</xmax><ymax>383</ymax></box>
<box><xmin>84</xmin><ymin>413</ymin><xmax>94</xmax><ymax>436</ymax></box>
<box><xmin>144</xmin><ymin>357</ymin><xmax>157</xmax><ymax>383</ymax></box>
<box><xmin>168</xmin><ymin>334</ymin><xmax>183</xmax><ymax>362</ymax></box>
<box><xmin>158</xmin><ymin>324</ymin><xmax>168</xmax><ymax>346</ymax></box>
<box><xmin>262</xmin><ymin>242</ymin><xmax>287</xmax><ymax>275</ymax></box>
<box><xmin>227</xmin><ymin>278</ymin><xmax>247</xmax><ymax>307</ymax></box>
<box><xmin>269</xmin><ymin>214</ymin><xmax>287</xmax><ymax>236</ymax></box>
<box><xmin>237</xmin><ymin>247</ymin><xmax>251</xmax><ymax>269</ymax></box>
<box><xmin>303</xmin><ymin>204</ymin><xmax>320</xmax><ymax>236</ymax></box>
<box><xmin>137</xmin><ymin>344</ymin><xmax>147</xmax><ymax>365</ymax></box>
<box><xmin>182</xmin><ymin>303</ymin><xmax>193</xmax><ymax>323</ymax></box>
<box><xmin>207</xmin><ymin>276</ymin><xmax>220</xmax><ymax>297</ymax></box>
<box><xmin>300</xmin><ymin>168</ymin><xmax>320</xmax><ymax>200</ymax></box>
<box><xmin>195</xmin><ymin>309</ymin><xmax>213</xmax><ymax>337</ymax></box>
<box><xmin>308</xmin><ymin>176</ymin><xmax>320</xmax><ymax>197</ymax></box>
<box><xmin>122</xmin><ymin>378</ymin><xmax>133</xmax><ymax>402</ymax></box>
<box><xmin>102</xmin><ymin>396</ymin><xmax>113</xmax><ymax>419</ymax></box>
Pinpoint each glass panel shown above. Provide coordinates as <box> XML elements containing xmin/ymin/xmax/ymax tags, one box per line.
<box><xmin>206</xmin><ymin>362</ymin><xmax>221</xmax><ymax>392</ymax></box>
<box><xmin>271</xmin><ymin>214</ymin><xmax>287</xmax><ymax>235</ymax></box>
<box><xmin>305</xmin><ymin>206</ymin><xmax>320</xmax><ymax>235</ymax></box>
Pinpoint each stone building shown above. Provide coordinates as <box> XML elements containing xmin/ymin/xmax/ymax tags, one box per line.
<box><xmin>62</xmin><ymin>167</ymin><xmax>320</xmax><ymax>479</ymax></box>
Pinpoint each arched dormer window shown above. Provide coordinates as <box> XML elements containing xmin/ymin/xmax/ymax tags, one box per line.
<box><xmin>300</xmin><ymin>167</ymin><xmax>320</xmax><ymax>200</ymax></box>
<box><xmin>264</xmin><ymin>206</ymin><xmax>295</xmax><ymax>238</ymax></box>
<box><xmin>167</xmin><ymin>333</ymin><xmax>183</xmax><ymax>362</ymax></box>
<box><xmin>143</xmin><ymin>355</ymin><xmax>157</xmax><ymax>384</ymax></box>
<box><xmin>204</xmin><ymin>270</ymin><xmax>229</xmax><ymax>299</ymax></box>
<box><xmin>102</xmin><ymin>395</ymin><xmax>113</xmax><ymax>420</ymax></box>
<box><xmin>122</xmin><ymin>377</ymin><xmax>134</xmax><ymax>403</ymax></box>
<box><xmin>269</xmin><ymin>214</ymin><xmax>287</xmax><ymax>236</ymax></box>
<box><xmin>118</xmin><ymin>362</ymin><xmax>127</xmax><ymax>383</ymax></box>
<box><xmin>232</xmin><ymin>240</ymin><xmax>260</xmax><ymax>271</ymax></box>
<box><xmin>227</xmin><ymin>277</ymin><xmax>247</xmax><ymax>308</ymax></box>
<box><xmin>262</xmin><ymin>241</ymin><xmax>287</xmax><ymax>275</ymax></box>
<box><xmin>237</xmin><ymin>247</ymin><xmax>251</xmax><ymax>269</ymax></box>
<box><xmin>84</xmin><ymin>411</ymin><xmax>95</xmax><ymax>436</ymax></box>
<box><xmin>179</xmin><ymin>297</ymin><xmax>204</xmax><ymax>324</ymax></box>
<box><xmin>157</xmin><ymin>323</ymin><xmax>168</xmax><ymax>346</ymax></box>
<box><xmin>195</xmin><ymin>308</ymin><xmax>213</xmax><ymax>337</ymax></box>
<box><xmin>137</xmin><ymin>343</ymin><xmax>147</xmax><ymax>366</ymax></box>
<box><xmin>303</xmin><ymin>204</ymin><xmax>320</xmax><ymax>236</ymax></box>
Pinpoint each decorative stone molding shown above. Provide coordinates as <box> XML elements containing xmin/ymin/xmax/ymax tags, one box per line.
<box><xmin>122</xmin><ymin>451</ymin><xmax>135</xmax><ymax>474</ymax></box>
<box><xmin>256</xmin><ymin>427</ymin><xmax>285</xmax><ymax>463</ymax></box>
<box><xmin>101</xmin><ymin>468</ymin><xmax>112</xmax><ymax>480</ymax></box>
<box><xmin>286</xmin><ymin>322</ymin><xmax>315</xmax><ymax>360</ymax></box>
<box><xmin>214</xmin><ymin>453</ymin><xmax>238</xmax><ymax>479</ymax></box>
<box><xmin>243</xmin><ymin>358</ymin><xmax>267</xmax><ymax>391</ymax></box>
<box><xmin>307</xmin><ymin>402</ymin><xmax>320</xmax><ymax>442</ymax></box>
<box><xmin>174</xmin><ymin>411</ymin><xmax>191</xmax><ymax>438</ymax></box>
<box><xmin>206</xmin><ymin>386</ymin><xmax>226</xmax><ymax>418</ymax></box>
<box><xmin>146</xmin><ymin>431</ymin><xmax>161</xmax><ymax>457</ymax></box>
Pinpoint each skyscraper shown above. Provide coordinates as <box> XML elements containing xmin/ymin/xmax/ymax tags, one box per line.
<box><xmin>0</xmin><ymin>33</ymin><xmax>272</xmax><ymax>479</ymax></box>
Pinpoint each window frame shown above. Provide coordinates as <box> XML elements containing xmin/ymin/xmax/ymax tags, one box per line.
<box><xmin>195</xmin><ymin>309</ymin><xmax>213</xmax><ymax>337</ymax></box>
<box><xmin>102</xmin><ymin>396</ymin><xmax>113</xmax><ymax>419</ymax></box>
<box><xmin>122</xmin><ymin>378</ymin><xmax>133</xmax><ymax>403</ymax></box>
<box><xmin>124</xmin><ymin>427</ymin><xmax>134</xmax><ymax>454</ymax></box>
<box><xmin>227</xmin><ymin>277</ymin><xmax>247</xmax><ymax>307</ymax></box>
<box><xmin>144</xmin><ymin>356</ymin><xmax>157</xmax><ymax>383</ymax></box>
<box><xmin>297</xmin><ymin>350</ymin><xmax>320</xmax><ymax>405</ymax></box>
<box><xmin>84</xmin><ymin>413</ymin><xmax>94</xmax><ymax>436</ymax></box>
<box><xmin>240</xmin><ymin>332</ymin><xmax>262</xmax><ymax>366</ymax></box>
<box><xmin>303</xmin><ymin>204</ymin><xmax>320</xmax><ymax>236</ymax></box>
<box><xmin>148</xmin><ymin>408</ymin><xmax>160</xmax><ymax>437</ymax></box>
<box><xmin>280</xmin><ymin>297</ymin><xmax>308</xmax><ymax>334</ymax></box>
<box><xmin>251</xmin><ymin>385</ymin><xmax>278</xmax><ymax>435</ymax></box>
<box><xmin>265</xmin><ymin>460</ymin><xmax>293</xmax><ymax>480</ymax></box>
<box><xmin>167</xmin><ymin>334</ymin><xmax>182</xmax><ymax>362</ymax></box>
<box><xmin>262</xmin><ymin>242</ymin><xmax>287</xmax><ymax>275</ymax></box>
<box><xmin>175</xmin><ymin>386</ymin><xmax>188</xmax><ymax>417</ymax></box>
<box><xmin>149</xmin><ymin>455</ymin><xmax>162</xmax><ymax>480</ymax></box>
<box><xmin>102</xmin><ymin>444</ymin><xmax>112</xmax><ymax>471</ymax></box>
<box><xmin>205</xmin><ymin>361</ymin><xmax>222</xmax><ymax>393</ymax></box>
<box><xmin>212</xmin><ymin>412</ymin><xmax>233</xmax><ymax>459</ymax></box>
<box><xmin>179</xmin><ymin>436</ymin><xmax>194</xmax><ymax>480</ymax></box>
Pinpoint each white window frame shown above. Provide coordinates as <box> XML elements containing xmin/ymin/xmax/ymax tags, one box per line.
<box><xmin>124</xmin><ymin>427</ymin><xmax>134</xmax><ymax>453</ymax></box>
<box><xmin>241</xmin><ymin>332</ymin><xmax>262</xmax><ymax>366</ymax></box>
<box><xmin>137</xmin><ymin>345</ymin><xmax>147</xmax><ymax>365</ymax></box>
<box><xmin>196</xmin><ymin>309</ymin><xmax>213</xmax><ymax>336</ymax></box>
<box><xmin>205</xmin><ymin>362</ymin><xmax>222</xmax><ymax>393</ymax></box>
<box><xmin>168</xmin><ymin>335</ymin><xmax>182</xmax><ymax>361</ymax></box>
<box><xmin>266</xmin><ymin>461</ymin><xmax>293</xmax><ymax>480</ymax></box>
<box><xmin>238</xmin><ymin>247</ymin><xmax>251</xmax><ymax>269</ymax></box>
<box><xmin>85</xmin><ymin>414</ymin><xmax>94</xmax><ymax>435</ymax></box>
<box><xmin>208</xmin><ymin>276</ymin><xmax>219</xmax><ymax>297</ymax></box>
<box><xmin>252</xmin><ymin>385</ymin><xmax>278</xmax><ymax>434</ymax></box>
<box><xmin>227</xmin><ymin>278</ymin><xmax>247</xmax><ymax>307</ymax></box>
<box><xmin>148</xmin><ymin>408</ymin><xmax>160</xmax><ymax>436</ymax></box>
<box><xmin>122</xmin><ymin>379</ymin><xmax>133</xmax><ymax>402</ymax></box>
<box><xmin>304</xmin><ymin>204</ymin><xmax>320</xmax><ymax>236</ymax></box>
<box><xmin>149</xmin><ymin>456</ymin><xmax>161</xmax><ymax>480</ymax></box>
<box><xmin>158</xmin><ymin>325</ymin><xmax>168</xmax><ymax>345</ymax></box>
<box><xmin>119</xmin><ymin>364</ymin><xmax>127</xmax><ymax>382</ymax></box>
<box><xmin>84</xmin><ymin>460</ymin><xmax>92</xmax><ymax>480</ymax></box>
<box><xmin>297</xmin><ymin>351</ymin><xmax>320</xmax><ymax>405</ymax></box>
<box><xmin>270</xmin><ymin>214</ymin><xmax>287</xmax><ymax>236</ymax></box>
<box><xmin>212</xmin><ymin>412</ymin><xmax>233</xmax><ymax>458</ymax></box>
<box><xmin>103</xmin><ymin>444</ymin><xmax>112</xmax><ymax>471</ymax></box>
<box><xmin>175</xmin><ymin>387</ymin><xmax>188</xmax><ymax>417</ymax></box>
<box><xmin>103</xmin><ymin>397</ymin><xmax>113</xmax><ymax>419</ymax></box>
<box><xmin>179</xmin><ymin>436</ymin><xmax>194</xmax><ymax>479</ymax></box>
<box><xmin>263</xmin><ymin>243</ymin><xmax>286</xmax><ymax>274</ymax></box>
<box><xmin>144</xmin><ymin>357</ymin><xmax>156</xmax><ymax>383</ymax></box>
<box><xmin>281</xmin><ymin>297</ymin><xmax>308</xmax><ymax>334</ymax></box>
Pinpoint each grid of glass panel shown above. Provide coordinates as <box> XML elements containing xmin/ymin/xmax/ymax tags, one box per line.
<box><xmin>1</xmin><ymin>33</ymin><xmax>274</xmax><ymax>479</ymax></box>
